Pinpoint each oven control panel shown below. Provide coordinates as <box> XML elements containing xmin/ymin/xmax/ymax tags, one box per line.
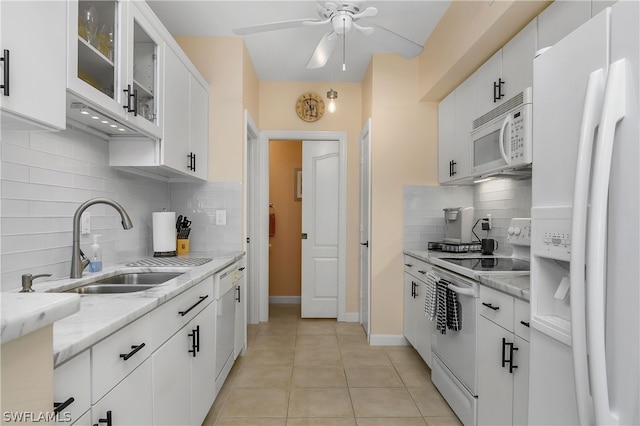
<box><xmin>507</xmin><ymin>218</ymin><xmax>531</xmax><ymax>246</ymax></box>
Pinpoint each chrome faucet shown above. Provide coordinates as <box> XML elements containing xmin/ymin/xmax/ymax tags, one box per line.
<box><xmin>71</xmin><ymin>198</ymin><xmax>133</xmax><ymax>278</ymax></box>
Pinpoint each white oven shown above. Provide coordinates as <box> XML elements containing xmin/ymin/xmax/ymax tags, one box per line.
<box><xmin>471</xmin><ymin>88</ymin><xmax>532</xmax><ymax>177</ymax></box>
<box><xmin>429</xmin><ymin>266</ymin><xmax>480</xmax><ymax>426</ymax></box>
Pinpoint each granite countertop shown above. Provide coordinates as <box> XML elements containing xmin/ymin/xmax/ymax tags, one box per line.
<box><xmin>1</xmin><ymin>293</ymin><xmax>81</xmax><ymax>345</ymax></box>
<box><xmin>15</xmin><ymin>251</ymin><xmax>244</xmax><ymax>367</ymax></box>
<box><xmin>404</xmin><ymin>249</ymin><xmax>530</xmax><ymax>301</ymax></box>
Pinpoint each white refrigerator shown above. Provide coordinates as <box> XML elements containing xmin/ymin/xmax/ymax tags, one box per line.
<box><xmin>529</xmin><ymin>1</ymin><xmax>639</xmax><ymax>425</ymax></box>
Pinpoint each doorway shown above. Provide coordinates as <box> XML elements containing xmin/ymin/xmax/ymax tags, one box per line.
<box><xmin>247</xmin><ymin>129</ymin><xmax>348</xmax><ymax>322</ymax></box>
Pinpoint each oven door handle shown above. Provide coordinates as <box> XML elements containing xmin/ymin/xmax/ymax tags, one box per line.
<box><xmin>446</xmin><ymin>283</ymin><xmax>477</xmax><ymax>298</ymax></box>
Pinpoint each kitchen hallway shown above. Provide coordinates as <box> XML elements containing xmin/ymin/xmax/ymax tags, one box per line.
<box><xmin>203</xmin><ymin>304</ymin><xmax>461</xmax><ymax>425</ymax></box>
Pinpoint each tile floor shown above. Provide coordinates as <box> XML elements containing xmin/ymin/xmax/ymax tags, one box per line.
<box><xmin>202</xmin><ymin>304</ymin><xmax>462</xmax><ymax>426</ymax></box>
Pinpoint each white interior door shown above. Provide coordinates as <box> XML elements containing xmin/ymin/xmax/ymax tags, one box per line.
<box><xmin>359</xmin><ymin>119</ymin><xmax>372</xmax><ymax>338</ymax></box>
<box><xmin>301</xmin><ymin>140</ymin><xmax>340</xmax><ymax>318</ymax></box>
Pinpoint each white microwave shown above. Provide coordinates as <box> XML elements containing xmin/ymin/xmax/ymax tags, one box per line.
<box><xmin>471</xmin><ymin>87</ymin><xmax>532</xmax><ymax>177</ymax></box>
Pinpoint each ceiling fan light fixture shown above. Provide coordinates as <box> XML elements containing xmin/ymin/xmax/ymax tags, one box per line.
<box><xmin>327</xmin><ymin>88</ymin><xmax>338</xmax><ymax>113</ymax></box>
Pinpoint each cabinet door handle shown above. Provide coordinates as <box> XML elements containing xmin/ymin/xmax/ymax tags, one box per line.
<box><xmin>418</xmin><ymin>270</ymin><xmax>427</xmax><ymax>275</ymax></box>
<box><xmin>132</xmin><ymin>89</ymin><xmax>138</xmax><ymax>116</ymax></box>
<box><xmin>1</xmin><ymin>49</ymin><xmax>9</xmax><ymax>96</ymax></box>
<box><xmin>193</xmin><ymin>153</ymin><xmax>196</xmax><ymax>171</ymax></box>
<box><xmin>482</xmin><ymin>302</ymin><xmax>500</xmax><ymax>311</ymax></box>
<box><xmin>188</xmin><ymin>325</ymin><xmax>199</xmax><ymax>357</ymax></box>
<box><xmin>509</xmin><ymin>343</ymin><xmax>519</xmax><ymax>374</ymax></box>
<box><xmin>235</xmin><ymin>285</ymin><xmax>241</xmax><ymax>303</ymax></box>
<box><xmin>239</xmin><ymin>267</ymin><xmax>246</xmax><ymax>271</ymax></box>
<box><xmin>404</xmin><ymin>263</ymin><xmax>413</xmax><ymax>268</ymax></box>
<box><xmin>53</xmin><ymin>397</ymin><xmax>75</xmax><ymax>414</ymax></box>
<box><xmin>493</xmin><ymin>78</ymin><xmax>505</xmax><ymax>102</ymax></box>
<box><xmin>119</xmin><ymin>343</ymin><xmax>145</xmax><ymax>361</ymax></box>
<box><xmin>501</xmin><ymin>337</ymin><xmax>508</xmax><ymax>368</ymax></box>
<box><xmin>179</xmin><ymin>295</ymin><xmax>209</xmax><ymax>317</ymax></box>
<box><xmin>95</xmin><ymin>410</ymin><xmax>112</xmax><ymax>426</ymax></box>
<box><xmin>520</xmin><ymin>320</ymin><xmax>530</xmax><ymax>328</ymax></box>
<box><xmin>449</xmin><ymin>160</ymin><xmax>457</xmax><ymax>177</ymax></box>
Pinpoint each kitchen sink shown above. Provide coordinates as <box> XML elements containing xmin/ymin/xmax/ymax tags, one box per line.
<box><xmin>60</xmin><ymin>272</ymin><xmax>184</xmax><ymax>294</ymax></box>
<box><xmin>93</xmin><ymin>272</ymin><xmax>183</xmax><ymax>285</ymax></box>
<box><xmin>66</xmin><ymin>284</ymin><xmax>156</xmax><ymax>294</ymax></box>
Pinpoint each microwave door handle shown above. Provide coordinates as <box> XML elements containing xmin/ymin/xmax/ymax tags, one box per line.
<box><xmin>499</xmin><ymin>115</ymin><xmax>511</xmax><ymax>165</ymax></box>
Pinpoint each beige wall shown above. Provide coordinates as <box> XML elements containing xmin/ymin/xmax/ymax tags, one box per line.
<box><xmin>268</xmin><ymin>140</ymin><xmax>302</xmax><ymax>297</ymax></box>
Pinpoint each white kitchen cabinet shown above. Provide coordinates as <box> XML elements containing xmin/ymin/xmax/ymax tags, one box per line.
<box><xmin>161</xmin><ymin>46</ymin><xmax>209</xmax><ymax>180</ymax></box>
<box><xmin>0</xmin><ymin>0</ymin><xmax>66</xmax><ymax>130</ymax></box>
<box><xmin>215</xmin><ymin>282</ymin><xmax>236</xmax><ymax>393</ymax></box>
<box><xmin>92</xmin><ymin>359</ymin><xmax>153</xmax><ymax>426</ymax></box>
<box><xmin>477</xmin><ymin>285</ymin><xmax>531</xmax><ymax>425</ymax></box>
<box><xmin>190</xmin><ymin>302</ymin><xmax>217</xmax><ymax>425</ymax></box>
<box><xmin>234</xmin><ymin>263</ymin><xmax>247</xmax><ymax>358</ymax></box>
<box><xmin>67</xmin><ymin>0</ymin><xmax>162</xmax><ymax>139</ymax></box>
<box><xmin>537</xmin><ymin>0</ymin><xmax>591</xmax><ymax>50</ymax></box>
<box><xmin>438</xmin><ymin>72</ymin><xmax>475</xmax><ymax>185</ymax></box>
<box><xmin>403</xmin><ymin>255</ymin><xmax>432</xmax><ymax>368</ymax></box>
<box><xmin>53</xmin><ymin>350</ymin><xmax>91</xmax><ymax>426</ymax></box>
<box><xmin>475</xmin><ymin>19</ymin><xmax>537</xmax><ymax>119</ymax></box>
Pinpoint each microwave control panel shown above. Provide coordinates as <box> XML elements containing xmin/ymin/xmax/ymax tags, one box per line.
<box><xmin>509</xmin><ymin>110</ymin><xmax>526</xmax><ymax>160</ymax></box>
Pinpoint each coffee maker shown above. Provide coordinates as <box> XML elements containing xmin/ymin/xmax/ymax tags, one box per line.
<box><xmin>443</xmin><ymin>207</ymin><xmax>474</xmax><ymax>244</ymax></box>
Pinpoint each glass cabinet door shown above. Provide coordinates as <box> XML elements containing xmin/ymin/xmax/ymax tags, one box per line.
<box><xmin>76</xmin><ymin>0</ymin><xmax>118</xmax><ymax>102</ymax></box>
<box><xmin>131</xmin><ymin>19</ymin><xmax>157</xmax><ymax>125</ymax></box>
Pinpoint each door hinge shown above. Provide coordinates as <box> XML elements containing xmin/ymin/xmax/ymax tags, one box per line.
<box><xmin>246</xmin><ymin>237</ymin><xmax>250</xmax><ymax>243</ymax></box>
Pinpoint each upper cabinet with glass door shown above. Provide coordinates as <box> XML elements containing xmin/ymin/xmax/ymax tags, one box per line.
<box><xmin>67</xmin><ymin>0</ymin><xmax>162</xmax><ymax>139</ymax></box>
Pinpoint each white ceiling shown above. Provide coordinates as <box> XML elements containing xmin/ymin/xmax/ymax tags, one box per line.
<box><xmin>146</xmin><ymin>1</ymin><xmax>451</xmax><ymax>83</ymax></box>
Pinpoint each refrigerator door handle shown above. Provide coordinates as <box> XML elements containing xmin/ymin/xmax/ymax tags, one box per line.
<box><xmin>587</xmin><ymin>58</ymin><xmax>628</xmax><ymax>426</ymax></box>
<box><xmin>570</xmin><ymin>67</ymin><xmax>605</xmax><ymax>426</ymax></box>
<box><xmin>498</xmin><ymin>114</ymin><xmax>511</xmax><ymax>165</ymax></box>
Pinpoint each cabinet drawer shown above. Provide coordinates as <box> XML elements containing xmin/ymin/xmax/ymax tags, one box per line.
<box><xmin>54</xmin><ymin>350</ymin><xmax>90</xmax><ymax>425</ymax></box>
<box><xmin>479</xmin><ymin>285</ymin><xmax>514</xmax><ymax>331</ymax></box>
<box><xmin>91</xmin><ymin>314</ymin><xmax>152</xmax><ymax>403</ymax></box>
<box><xmin>404</xmin><ymin>255</ymin><xmax>430</xmax><ymax>281</ymax></box>
<box><xmin>514</xmin><ymin>298</ymin><xmax>531</xmax><ymax>341</ymax></box>
<box><xmin>151</xmin><ymin>275</ymin><xmax>214</xmax><ymax>348</ymax></box>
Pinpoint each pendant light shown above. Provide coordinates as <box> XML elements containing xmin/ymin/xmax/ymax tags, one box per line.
<box><xmin>327</xmin><ymin>88</ymin><xmax>338</xmax><ymax>113</ymax></box>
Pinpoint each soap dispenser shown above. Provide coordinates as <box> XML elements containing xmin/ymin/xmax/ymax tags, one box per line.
<box><xmin>89</xmin><ymin>234</ymin><xmax>103</xmax><ymax>272</ymax></box>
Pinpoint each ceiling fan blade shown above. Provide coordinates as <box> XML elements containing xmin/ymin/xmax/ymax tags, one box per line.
<box><xmin>233</xmin><ymin>19</ymin><xmax>319</xmax><ymax>36</ymax></box>
<box><xmin>306</xmin><ymin>32</ymin><xmax>339</xmax><ymax>69</ymax></box>
<box><xmin>352</xmin><ymin>6</ymin><xmax>378</xmax><ymax>20</ymax></box>
<box><xmin>367</xmin><ymin>23</ymin><xmax>424</xmax><ymax>58</ymax></box>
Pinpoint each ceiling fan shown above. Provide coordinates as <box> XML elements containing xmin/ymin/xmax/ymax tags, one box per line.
<box><xmin>232</xmin><ymin>1</ymin><xmax>424</xmax><ymax>69</ymax></box>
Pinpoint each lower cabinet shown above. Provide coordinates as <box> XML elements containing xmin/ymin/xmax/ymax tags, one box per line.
<box><xmin>477</xmin><ymin>286</ymin><xmax>530</xmax><ymax>425</ymax></box>
<box><xmin>234</xmin><ymin>263</ymin><xmax>247</xmax><ymax>359</ymax></box>
<box><xmin>92</xmin><ymin>359</ymin><xmax>153</xmax><ymax>426</ymax></box>
<box><xmin>403</xmin><ymin>255</ymin><xmax>433</xmax><ymax>368</ymax></box>
<box><xmin>190</xmin><ymin>302</ymin><xmax>217</xmax><ymax>425</ymax></box>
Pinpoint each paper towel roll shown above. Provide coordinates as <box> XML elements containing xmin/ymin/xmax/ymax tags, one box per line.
<box><xmin>153</xmin><ymin>212</ymin><xmax>177</xmax><ymax>253</ymax></box>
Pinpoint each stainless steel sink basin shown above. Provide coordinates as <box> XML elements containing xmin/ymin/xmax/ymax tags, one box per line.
<box><xmin>61</xmin><ymin>272</ymin><xmax>183</xmax><ymax>294</ymax></box>
<box><xmin>93</xmin><ymin>272</ymin><xmax>183</xmax><ymax>285</ymax></box>
<box><xmin>66</xmin><ymin>284</ymin><xmax>156</xmax><ymax>294</ymax></box>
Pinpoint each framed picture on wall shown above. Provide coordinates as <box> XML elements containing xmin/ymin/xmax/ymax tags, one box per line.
<box><xmin>294</xmin><ymin>168</ymin><xmax>302</xmax><ymax>201</ymax></box>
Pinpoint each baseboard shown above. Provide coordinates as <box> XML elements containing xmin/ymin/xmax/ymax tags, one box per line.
<box><xmin>269</xmin><ymin>296</ymin><xmax>301</xmax><ymax>304</ymax></box>
<box><xmin>369</xmin><ymin>334</ymin><xmax>409</xmax><ymax>346</ymax></box>
<box><xmin>341</xmin><ymin>312</ymin><xmax>359</xmax><ymax>323</ymax></box>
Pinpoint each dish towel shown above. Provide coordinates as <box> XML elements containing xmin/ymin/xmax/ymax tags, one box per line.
<box><xmin>436</xmin><ymin>280</ymin><xmax>449</xmax><ymax>335</ymax></box>
<box><xmin>424</xmin><ymin>271</ymin><xmax>439</xmax><ymax>321</ymax></box>
<box><xmin>446</xmin><ymin>286</ymin><xmax>461</xmax><ymax>332</ymax></box>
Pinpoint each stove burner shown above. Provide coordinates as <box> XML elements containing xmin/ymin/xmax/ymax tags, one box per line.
<box><xmin>440</xmin><ymin>257</ymin><xmax>530</xmax><ymax>272</ymax></box>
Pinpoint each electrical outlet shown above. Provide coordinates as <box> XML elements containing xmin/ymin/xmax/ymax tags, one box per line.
<box><xmin>215</xmin><ymin>209</ymin><xmax>227</xmax><ymax>226</ymax></box>
<box><xmin>81</xmin><ymin>212</ymin><xmax>91</xmax><ymax>234</ymax></box>
<box><xmin>486</xmin><ymin>213</ymin><xmax>492</xmax><ymax>230</ymax></box>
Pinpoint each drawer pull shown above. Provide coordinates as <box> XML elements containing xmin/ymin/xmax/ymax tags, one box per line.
<box><xmin>239</xmin><ymin>267</ymin><xmax>246</xmax><ymax>271</ymax></box>
<box><xmin>119</xmin><ymin>343</ymin><xmax>145</xmax><ymax>361</ymax></box>
<box><xmin>418</xmin><ymin>270</ymin><xmax>427</xmax><ymax>274</ymax></box>
<box><xmin>482</xmin><ymin>302</ymin><xmax>500</xmax><ymax>311</ymax></box>
<box><xmin>179</xmin><ymin>295</ymin><xmax>209</xmax><ymax>317</ymax></box>
<box><xmin>520</xmin><ymin>320</ymin><xmax>530</xmax><ymax>328</ymax></box>
<box><xmin>404</xmin><ymin>263</ymin><xmax>413</xmax><ymax>267</ymax></box>
<box><xmin>95</xmin><ymin>410</ymin><xmax>112</xmax><ymax>426</ymax></box>
<box><xmin>53</xmin><ymin>397</ymin><xmax>75</xmax><ymax>414</ymax></box>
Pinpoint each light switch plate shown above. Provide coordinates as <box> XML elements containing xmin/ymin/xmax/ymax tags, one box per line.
<box><xmin>215</xmin><ymin>210</ymin><xmax>227</xmax><ymax>226</ymax></box>
<box><xmin>81</xmin><ymin>212</ymin><xmax>91</xmax><ymax>234</ymax></box>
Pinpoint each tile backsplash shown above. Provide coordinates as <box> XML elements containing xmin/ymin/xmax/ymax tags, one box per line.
<box><xmin>1</xmin><ymin>127</ymin><xmax>242</xmax><ymax>292</ymax></box>
<box><xmin>403</xmin><ymin>178</ymin><xmax>532</xmax><ymax>254</ymax></box>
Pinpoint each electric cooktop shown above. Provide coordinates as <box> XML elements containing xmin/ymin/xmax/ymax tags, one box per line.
<box><xmin>440</xmin><ymin>257</ymin><xmax>530</xmax><ymax>272</ymax></box>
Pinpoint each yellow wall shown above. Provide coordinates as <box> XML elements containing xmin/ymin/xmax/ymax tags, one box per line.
<box><xmin>268</xmin><ymin>140</ymin><xmax>302</xmax><ymax>297</ymax></box>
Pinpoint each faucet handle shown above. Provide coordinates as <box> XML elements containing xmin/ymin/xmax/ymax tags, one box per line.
<box><xmin>20</xmin><ymin>273</ymin><xmax>52</xmax><ymax>293</ymax></box>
